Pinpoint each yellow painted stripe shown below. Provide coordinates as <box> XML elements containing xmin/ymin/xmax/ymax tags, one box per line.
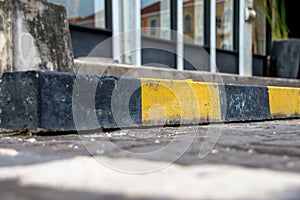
<box><xmin>141</xmin><ymin>78</ymin><xmax>222</xmax><ymax>125</ymax></box>
<box><xmin>268</xmin><ymin>86</ymin><xmax>300</xmax><ymax>118</ymax></box>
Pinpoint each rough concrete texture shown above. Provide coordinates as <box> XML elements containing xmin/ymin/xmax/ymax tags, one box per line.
<box><xmin>0</xmin><ymin>71</ymin><xmax>142</xmax><ymax>131</ymax></box>
<box><xmin>220</xmin><ymin>84</ymin><xmax>271</xmax><ymax>122</ymax></box>
<box><xmin>0</xmin><ymin>120</ymin><xmax>300</xmax><ymax>199</ymax></box>
<box><xmin>75</xmin><ymin>58</ymin><xmax>300</xmax><ymax>87</ymax></box>
<box><xmin>0</xmin><ymin>0</ymin><xmax>74</xmax><ymax>74</ymax></box>
<box><xmin>1</xmin><ymin>71</ymin><xmax>299</xmax><ymax>132</ymax></box>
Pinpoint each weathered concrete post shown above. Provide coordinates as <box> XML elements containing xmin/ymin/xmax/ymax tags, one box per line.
<box><xmin>0</xmin><ymin>0</ymin><xmax>74</xmax><ymax>74</ymax></box>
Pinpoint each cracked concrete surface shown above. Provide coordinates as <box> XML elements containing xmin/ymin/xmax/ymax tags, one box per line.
<box><xmin>0</xmin><ymin>119</ymin><xmax>300</xmax><ymax>199</ymax></box>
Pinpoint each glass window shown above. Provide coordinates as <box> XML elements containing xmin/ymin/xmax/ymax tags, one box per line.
<box><xmin>183</xmin><ymin>0</ymin><xmax>204</xmax><ymax>45</ymax></box>
<box><xmin>252</xmin><ymin>0</ymin><xmax>266</xmax><ymax>55</ymax></box>
<box><xmin>141</xmin><ymin>0</ymin><xmax>171</xmax><ymax>40</ymax></box>
<box><xmin>185</xmin><ymin>14</ymin><xmax>192</xmax><ymax>32</ymax></box>
<box><xmin>216</xmin><ymin>0</ymin><xmax>234</xmax><ymax>50</ymax></box>
<box><xmin>151</xmin><ymin>20</ymin><xmax>157</xmax><ymax>35</ymax></box>
<box><xmin>48</xmin><ymin>0</ymin><xmax>106</xmax><ymax>29</ymax></box>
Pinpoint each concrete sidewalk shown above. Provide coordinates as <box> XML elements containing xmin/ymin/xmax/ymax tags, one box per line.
<box><xmin>75</xmin><ymin>58</ymin><xmax>300</xmax><ymax>87</ymax></box>
<box><xmin>1</xmin><ymin>156</ymin><xmax>300</xmax><ymax>200</ymax></box>
<box><xmin>0</xmin><ymin>119</ymin><xmax>300</xmax><ymax>199</ymax></box>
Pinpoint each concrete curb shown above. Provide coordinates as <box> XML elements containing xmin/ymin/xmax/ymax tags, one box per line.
<box><xmin>75</xmin><ymin>59</ymin><xmax>300</xmax><ymax>87</ymax></box>
<box><xmin>0</xmin><ymin>71</ymin><xmax>299</xmax><ymax>132</ymax></box>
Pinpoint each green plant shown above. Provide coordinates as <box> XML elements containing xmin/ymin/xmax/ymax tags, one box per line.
<box><xmin>258</xmin><ymin>0</ymin><xmax>289</xmax><ymax>39</ymax></box>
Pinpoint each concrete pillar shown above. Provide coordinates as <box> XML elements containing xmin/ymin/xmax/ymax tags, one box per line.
<box><xmin>113</xmin><ymin>0</ymin><xmax>141</xmax><ymax>66</ymax></box>
<box><xmin>176</xmin><ymin>0</ymin><xmax>183</xmax><ymax>71</ymax></box>
<box><xmin>0</xmin><ymin>0</ymin><xmax>74</xmax><ymax>74</ymax></box>
<box><xmin>210</xmin><ymin>0</ymin><xmax>216</xmax><ymax>73</ymax></box>
<box><xmin>239</xmin><ymin>0</ymin><xmax>255</xmax><ymax>76</ymax></box>
<box><xmin>112</xmin><ymin>0</ymin><xmax>121</xmax><ymax>63</ymax></box>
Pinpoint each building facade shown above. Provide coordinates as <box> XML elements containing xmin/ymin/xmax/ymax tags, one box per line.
<box><xmin>48</xmin><ymin>0</ymin><xmax>280</xmax><ymax>76</ymax></box>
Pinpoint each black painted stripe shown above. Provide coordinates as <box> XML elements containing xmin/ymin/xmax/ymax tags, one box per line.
<box><xmin>0</xmin><ymin>71</ymin><xmax>40</xmax><ymax>130</ymax></box>
<box><xmin>219</xmin><ymin>84</ymin><xmax>271</xmax><ymax>122</ymax></box>
<box><xmin>0</xmin><ymin>71</ymin><xmax>142</xmax><ymax>131</ymax></box>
